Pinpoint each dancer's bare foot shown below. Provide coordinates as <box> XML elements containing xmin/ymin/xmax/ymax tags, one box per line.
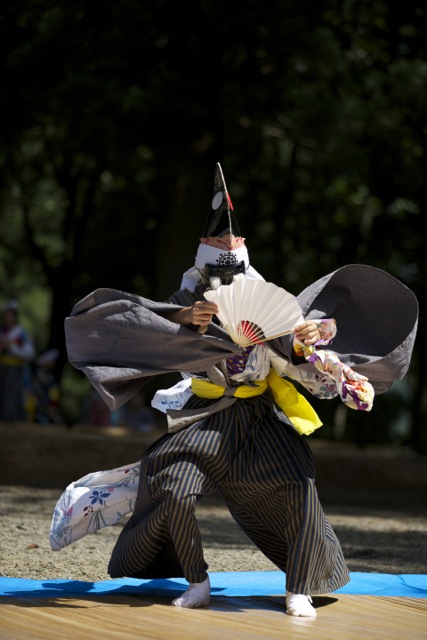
<box><xmin>172</xmin><ymin>576</ymin><xmax>211</xmax><ymax>608</ymax></box>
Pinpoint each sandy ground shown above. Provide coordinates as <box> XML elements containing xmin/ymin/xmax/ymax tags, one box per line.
<box><xmin>1</xmin><ymin>424</ymin><xmax>426</xmax><ymax>583</ymax></box>
<box><xmin>1</xmin><ymin>483</ymin><xmax>427</xmax><ymax>583</ymax></box>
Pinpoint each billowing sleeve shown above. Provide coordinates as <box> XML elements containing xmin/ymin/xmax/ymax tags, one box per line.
<box><xmin>269</xmin><ymin>264</ymin><xmax>418</xmax><ymax>395</ymax></box>
<box><xmin>65</xmin><ymin>288</ymin><xmax>240</xmax><ymax>410</ymax></box>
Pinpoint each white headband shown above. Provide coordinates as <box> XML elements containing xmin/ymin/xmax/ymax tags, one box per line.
<box><xmin>194</xmin><ymin>243</ymin><xmax>250</xmax><ymax>270</ymax></box>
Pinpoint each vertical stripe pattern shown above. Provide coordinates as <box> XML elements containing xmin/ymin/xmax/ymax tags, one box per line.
<box><xmin>108</xmin><ymin>390</ymin><xmax>350</xmax><ymax>594</ymax></box>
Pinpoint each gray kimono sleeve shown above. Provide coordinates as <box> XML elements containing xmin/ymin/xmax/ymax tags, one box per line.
<box><xmin>65</xmin><ymin>287</ymin><xmax>240</xmax><ymax>410</ymax></box>
<box><xmin>269</xmin><ymin>264</ymin><xmax>418</xmax><ymax>395</ymax></box>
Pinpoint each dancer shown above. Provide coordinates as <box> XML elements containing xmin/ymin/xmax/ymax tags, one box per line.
<box><xmin>52</xmin><ymin>164</ymin><xmax>418</xmax><ymax>616</ymax></box>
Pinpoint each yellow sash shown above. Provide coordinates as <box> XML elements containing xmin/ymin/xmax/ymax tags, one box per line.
<box><xmin>191</xmin><ymin>368</ymin><xmax>322</xmax><ymax>436</ymax></box>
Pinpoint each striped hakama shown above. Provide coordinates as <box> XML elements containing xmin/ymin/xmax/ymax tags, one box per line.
<box><xmin>108</xmin><ymin>391</ymin><xmax>350</xmax><ymax>595</ymax></box>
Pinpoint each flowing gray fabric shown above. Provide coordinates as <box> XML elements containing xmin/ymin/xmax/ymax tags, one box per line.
<box><xmin>65</xmin><ymin>265</ymin><xmax>418</xmax><ymax>410</ymax></box>
<box><xmin>65</xmin><ymin>287</ymin><xmax>240</xmax><ymax>410</ymax></box>
<box><xmin>269</xmin><ymin>264</ymin><xmax>418</xmax><ymax>394</ymax></box>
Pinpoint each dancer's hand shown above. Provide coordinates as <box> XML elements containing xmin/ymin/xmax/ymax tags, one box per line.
<box><xmin>166</xmin><ymin>301</ymin><xmax>219</xmax><ymax>331</ymax></box>
<box><xmin>294</xmin><ymin>321</ymin><xmax>321</xmax><ymax>346</ymax></box>
<box><xmin>185</xmin><ymin>301</ymin><xmax>219</xmax><ymax>327</ymax></box>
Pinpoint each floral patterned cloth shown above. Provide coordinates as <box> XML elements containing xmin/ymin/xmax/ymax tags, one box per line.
<box><xmin>49</xmin><ymin>461</ymin><xmax>141</xmax><ymax>551</ymax></box>
<box><xmin>303</xmin><ymin>347</ymin><xmax>374</xmax><ymax>411</ymax></box>
<box><xmin>292</xmin><ymin>318</ymin><xmax>374</xmax><ymax>411</ymax></box>
<box><xmin>226</xmin><ymin>345</ymin><xmax>256</xmax><ymax>375</ymax></box>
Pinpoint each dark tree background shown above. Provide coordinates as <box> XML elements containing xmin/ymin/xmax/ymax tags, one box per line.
<box><xmin>0</xmin><ymin>0</ymin><xmax>425</xmax><ymax>449</ymax></box>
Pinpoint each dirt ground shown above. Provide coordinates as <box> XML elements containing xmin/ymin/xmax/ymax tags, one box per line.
<box><xmin>1</xmin><ymin>485</ymin><xmax>427</xmax><ymax>583</ymax></box>
<box><xmin>1</xmin><ymin>425</ymin><xmax>427</xmax><ymax>582</ymax></box>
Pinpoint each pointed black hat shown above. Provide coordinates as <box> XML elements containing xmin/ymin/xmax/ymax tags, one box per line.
<box><xmin>202</xmin><ymin>163</ymin><xmax>241</xmax><ymax>237</ymax></box>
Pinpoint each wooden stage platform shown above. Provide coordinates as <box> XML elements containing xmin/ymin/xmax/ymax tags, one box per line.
<box><xmin>1</xmin><ymin>594</ymin><xmax>426</xmax><ymax>640</ymax></box>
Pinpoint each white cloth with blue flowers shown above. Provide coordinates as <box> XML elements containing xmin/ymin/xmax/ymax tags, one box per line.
<box><xmin>49</xmin><ymin>461</ymin><xmax>141</xmax><ymax>551</ymax></box>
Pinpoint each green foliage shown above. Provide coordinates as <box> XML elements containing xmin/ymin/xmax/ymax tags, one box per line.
<box><xmin>0</xmin><ymin>0</ymin><xmax>425</xmax><ymax>447</ymax></box>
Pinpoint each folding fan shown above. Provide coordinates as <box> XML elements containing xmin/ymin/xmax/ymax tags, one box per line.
<box><xmin>204</xmin><ymin>279</ymin><xmax>304</xmax><ymax>347</ymax></box>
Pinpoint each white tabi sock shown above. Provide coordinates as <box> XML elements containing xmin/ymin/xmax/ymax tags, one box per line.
<box><xmin>286</xmin><ymin>591</ymin><xmax>317</xmax><ymax>617</ymax></box>
<box><xmin>172</xmin><ymin>576</ymin><xmax>211</xmax><ymax>608</ymax></box>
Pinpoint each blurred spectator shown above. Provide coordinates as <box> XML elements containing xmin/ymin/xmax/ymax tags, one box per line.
<box><xmin>33</xmin><ymin>348</ymin><xmax>63</xmax><ymax>424</ymax></box>
<box><xmin>119</xmin><ymin>393</ymin><xmax>156</xmax><ymax>432</ymax></box>
<box><xmin>0</xmin><ymin>300</ymin><xmax>35</xmax><ymax>422</ymax></box>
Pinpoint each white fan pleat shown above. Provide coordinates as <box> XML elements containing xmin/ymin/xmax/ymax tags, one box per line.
<box><xmin>204</xmin><ymin>279</ymin><xmax>304</xmax><ymax>347</ymax></box>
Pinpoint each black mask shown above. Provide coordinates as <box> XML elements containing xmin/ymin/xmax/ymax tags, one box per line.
<box><xmin>202</xmin><ymin>260</ymin><xmax>246</xmax><ymax>286</ymax></box>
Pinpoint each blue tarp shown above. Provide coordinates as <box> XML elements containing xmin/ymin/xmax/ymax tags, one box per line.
<box><xmin>1</xmin><ymin>572</ymin><xmax>426</xmax><ymax>599</ymax></box>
